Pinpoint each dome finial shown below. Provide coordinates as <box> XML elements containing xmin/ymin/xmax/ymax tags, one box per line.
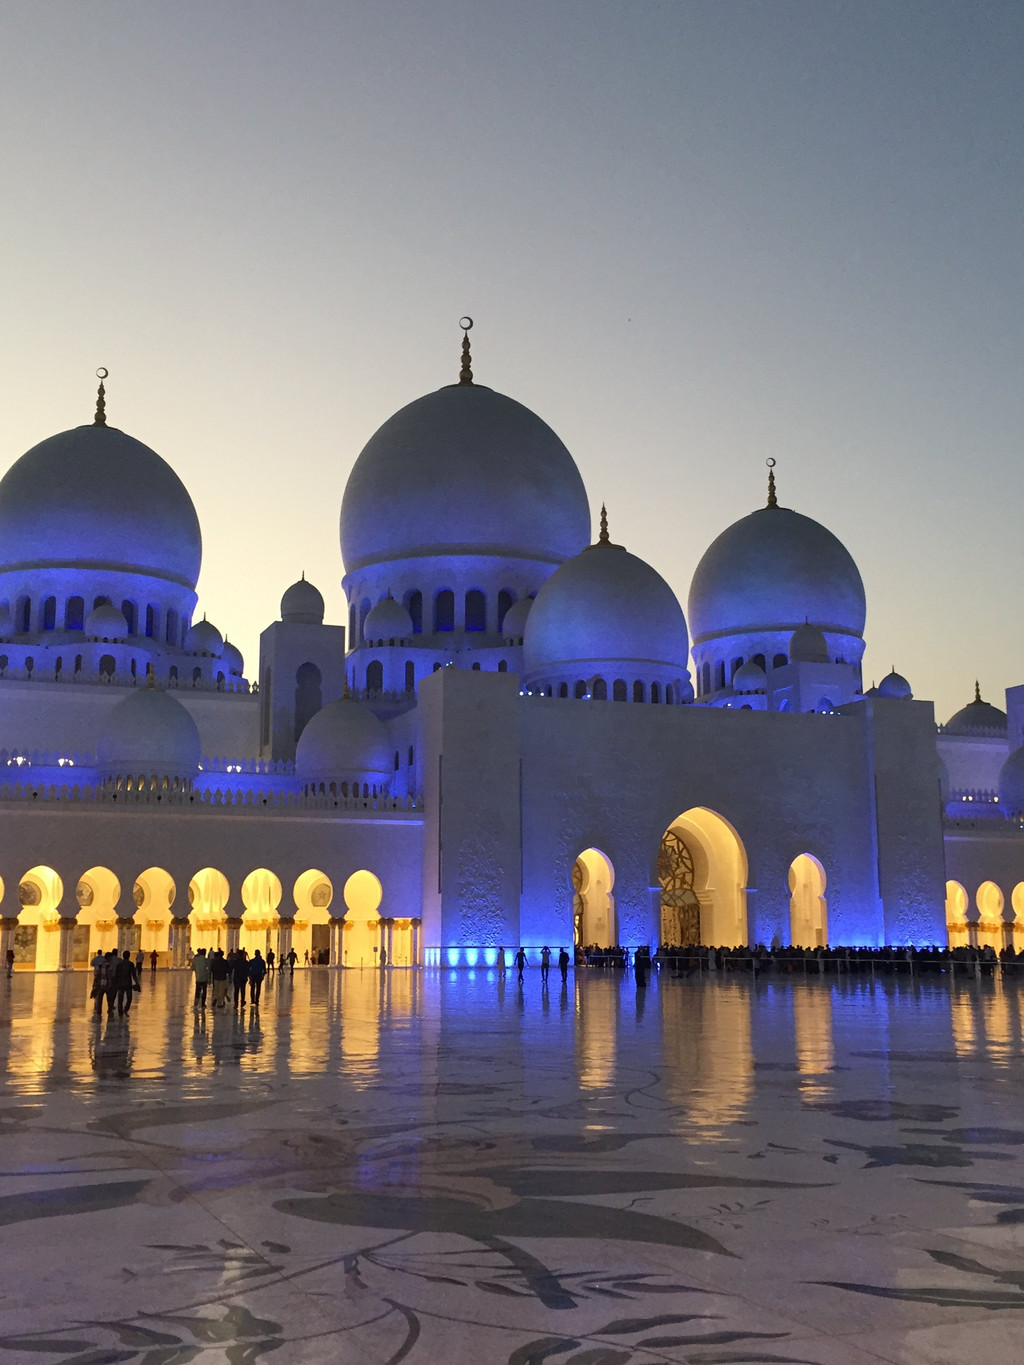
<box><xmin>975</xmin><ymin>679</ymin><xmax>982</xmax><ymax>704</ymax></box>
<box><xmin>766</xmin><ymin>458</ymin><xmax>777</xmax><ymax>508</ymax></box>
<box><xmin>94</xmin><ymin>368</ymin><xmax>108</xmax><ymax>426</ymax></box>
<box><xmin>458</xmin><ymin>317</ymin><xmax>474</xmax><ymax>385</ymax></box>
<box><xmin>598</xmin><ymin>503</ymin><xmax>610</xmax><ymax>545</ymax></box>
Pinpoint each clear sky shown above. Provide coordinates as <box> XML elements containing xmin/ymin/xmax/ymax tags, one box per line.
<box><xmin>1</xmin><ymin>1</ymin><xmax>1021</xmax><ymax>721</ymax></box>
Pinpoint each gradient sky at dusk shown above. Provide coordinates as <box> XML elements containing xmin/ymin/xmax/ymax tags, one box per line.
<box><xmin>1</xmin><ymin>2</ymin><xmax>1021</xmax><ymax>720</ymax></box>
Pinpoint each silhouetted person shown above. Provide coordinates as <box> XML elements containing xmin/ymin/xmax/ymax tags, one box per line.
<box><xmin>231</xmin><ymin>950</ymin><xmax>250</xmax><ymax>1007</ymax></box>
<box><xmin>209</xmin><ymin>949</ymin><xmax>230</xmax><ymax>1008</ymax></box>
<box><xmin>191</xmin><ymin>947</ymin><xmax>210</xmax><ymax>1009</ymax></box>
<box><xmin>540</xmin><ymin>946</ymin><xmax>551</xmax><ymax>982</ymax></box>
<box><xmin>497</xmin><ymin>946</ymin><xmax>506</xmax><ymax>977</ymax></box>
<box><xmin>266</xmin><ymin>948</ymin><xmax>276</xmax><ymax>974</ymax></box>
<box><xmin>149</xmin><ymin>949</ymin><xmax>158</xmax><ymax>973</ymax></box>
<box><xmin>248</xmin><ymin>950</ymin><xmax>266</xmax><ymax>1005</ymax></box>
<box><xmin>514</xmin><ymin>947</ymin><xmax>527</xmax><ymax>982</ymax></box>
<box><xmin>114</xmin><ymin>950</ymin><xmax>139</xmax><ymax>1014</ymax></box>
<box><xmin>558</xmin><ymin>947</ymin><xmax>570</xmax><ymax>983</ymax></box>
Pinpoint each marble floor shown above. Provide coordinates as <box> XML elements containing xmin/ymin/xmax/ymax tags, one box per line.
<box><xmin>2</xmin><ymin>967</ymin><xmax>1024</xmax><ymax>1363</ymax></box>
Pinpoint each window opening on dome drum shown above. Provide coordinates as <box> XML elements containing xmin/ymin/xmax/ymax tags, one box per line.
<box><xmin>42</xmin><ymin>596</ymin><xmax>56</xmax><ymax>630</ymax></box>
<box><xmin>405</xmin><ymin>591</ymin><xmax>422</xmax><ymax>635</ymax></box>
<box><xmin>613</xmin><ymin>679</ymin><xmax>626</xmax><ymax>701</ymax></box>
<box><xmin>497</xmin><ymin>589</ymin><xmax>513</xmax><ymax>631</ymax></box>
<box><xmin>434</xmin><ymin>590</ymin><xmax>454</xmax><ymax>633</ymax></box>
<box><xmin>465</xmin><ymin>590</ymin><xmax>485</xmax><ymax>632</ymax></box>
<box><xmin>366</xmin><ymin>660</ymin><xmax>383</xmax><ymax>693</ymax></box>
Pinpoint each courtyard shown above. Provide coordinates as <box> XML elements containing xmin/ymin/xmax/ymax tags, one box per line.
<box><xmin>1</xmin><ymin>967</ymin><xmax>1024</xmax><ymax>1363</ymax></box>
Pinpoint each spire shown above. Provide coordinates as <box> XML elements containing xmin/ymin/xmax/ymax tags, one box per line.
<box><xmin>974</xmin><ymin>679</ymin><xmax>982</xmax><ymax>704</ymax></box>
<box><xmin>766</xmin><ymin>458</ymin><xmax>777</xmax><ymax>508</ymax></box>
<box><xmin>458</xmin><ymin>316</ymin><xmax>474</xmax><ymax>385</ymax></box>
<box><xmin>94</xmin><ymin>367</ymin><xmax>108</xmax><ymax>426</ymax></box>
<box><xmin>598</xmin><ymin>503</ymin><xmax>610</xmax><ymax>545</ymax></box>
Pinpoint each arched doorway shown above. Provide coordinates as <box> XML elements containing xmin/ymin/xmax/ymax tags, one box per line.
<box><xmin>572</xmin><ymin>848</ymin><xmax>615</xmax><ymax>949</ymax></box>
<box><xmin>976</xmin><ymin>881</ymin><xmax>1004</xmax><ymax>952</ymax></box>
<box><xmin>342</xmin><ymin>870</ymin><xmax>383</xmax><ymax>968</ymax></box>
<box><xmin>293</xmin><ymin>869</ymin><xmax>333</xmax><ymax>964</ymax></box>
<box><xmin>188</xmin><ymin>867</ymin><xmax>229</xmax><ymax>953</ymax></box>
<box><xmin>945</xmin><ymin>880</ymin><xmax>970</xmax><ymax>948</ymax></box>
<box><xmin>134</xmin><ymin>867</ymin><xmax>176</xmax><ymax>959</ymax></box>
<box><xmin>18</xmin><ymin>866</ymin><xmax>64</xmax><ymax>971</ymax></box>
<box><xmin>76</xmin><ymin>866</ymin><xmax>121</xmax><ymax>966</ymax></box>
<box><xmin>789</xmin><ymin>854</ymin><xmax>828</xmax><ymax>948</ymax></box>
<box><xmin>1011</xmin><ymin>884</ymin><xmax>1024</xmax><ymax>952</ymax></box>
<box><xmin>657</xmin><ymin>809</ymin><xmax>748</xmax><ymax>946</ymax></box>
<box><xmin>241</xmin><ymin>868</ymin><xmax>282</xmax><ymax>958</ymax></box>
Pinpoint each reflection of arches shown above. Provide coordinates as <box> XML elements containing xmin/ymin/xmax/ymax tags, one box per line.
<box><xmin>188</xmin><ymin>867</ymin><xmax>229</xmax><ymax>952</ymax></box>
<box><xmin>572</xmin><ymin>848</ymin><xmax>615</xmax><ymax>948</ymax></box>
<box><xmin>241</xmin><ymin>868</ymin><xmax>283</xmax><ymax>956</ymax></box>
<box><xmin>976</xmin><ymin>880</ymin><xmax>1004</xmax><ymax>952</ymax></box>
<box><xmin>76</xmin><ymin>866</ymin><xmax>121</xmax><ymax>964</ymax></box>
<box><xmin>789</xmin><ymin>854</ymin><xmax>828</xmax><ymax>948</ymax></box>
<box><xmin>293</xmin><ymin>868</ymin><xmax>334</xmax><ymax>963</ymax></box>
<box><xmin>945</xmin><ymin>880</ymin><xmax>969</xmax><ymax>948</ymax></box>
<box><xmin>658</xmin><ymin>829</ymin><xmax>700</xmax><ymax>944</ymax></box>
<box><xmin>17</xmin><ymin>865</ymin><xmax>64</xmax><ymax>970</ymax></box>
<box><xmin>657</xmin><ymin>809</ymin><xmax>748</xmax><ymax>946</ymax></box>
<box><xmin>342</xmin><ymin>870</ymin><xmax>383</xmax><ymax>968</ymax></box>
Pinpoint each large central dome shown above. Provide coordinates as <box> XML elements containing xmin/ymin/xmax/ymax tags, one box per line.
<box><xmin>0</xmin><ymin>424</ymin><xmax>201</xmax><ymax>589</ymax></box>
<box><xmin>340</xmin><ymin>384</ymin><xmax>590</xmax><ymax>573</ymax></box>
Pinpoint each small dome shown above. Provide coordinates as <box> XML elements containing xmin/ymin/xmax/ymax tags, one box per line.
<box><xmin>945</xmin><ymin>684</ymin><xmax>1008</xmax><ymax>736</ymax></box>
<box><xmin>0</xmin><ymin>424</ymin><xmax>201</xmax><ymax>588</ymax></box>
<box><xmin>221</xmin><ymin>639</ymin><xmax>244</xmax><ymax>677</ymax></box>
<box><xmin>502</xmin><ymin>596</ymin><xmax>533</xmax><ymax>638</ymax></box>
<box><xmin>363</xmin><ymin>595</ymin><xmax>413</xmax><ymax>642</ymax></box>
<box><xmin>184</xmin><ymin>617</ymin><xmax>223</xmax><ymax>655</ymax></box>
<box><xmin>689</xmin><ymin>505</ymin><xmax>865</xmax><ymax>646</ymax></box>
<box><xmin>85</xmin><ymin>602</ymin><xmax>129</xmax><ymax>640</ymax></box>
<box><xmin>295</xmin><ymin>697</ymin><xmax>392</xmax><ymax>786</ymax></box>
<box><xmin>877</xmin><ymin>669</ymin><xmax>912</xmax><ymax>700</ymax></box>
<box><xmin>523</xmin><ymin>538</ymin><xmax>690</xmax><ymax>680</ymax></box>
<box><xmin>789</xmin><ymin>622</ymin><xmax>830</xmax><ymax>664</ymax></box>
<box><xmin>0</xmin><ymin>604</ymin><xmax>16</xmax><ymax>637</ymax></box>
<box><xmin>281</xmin><ymin>575</ymin><xmax>324</xmax><ymax>625</ymax></box>
<box><xmin>340</xmin><ymin>384</ymin><xmax>590</xmax><ymax>572</ymax></box>
<box><xmin>732</xmin><ymin>660</ymin><xmax>767</xmax><ymax>693</ymax></box>
<box><xmin>1000</xmin><ymin>747</ymin><xmax>1024</xmax><ymax>816</ymax></box>
<box><xmin>96</xmin><ymin>685</ymin><xmax>201</xmax><ymax>781</ymax></box>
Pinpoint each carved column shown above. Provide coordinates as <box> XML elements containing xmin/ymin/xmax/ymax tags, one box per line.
<box><xmin>329</xmin><ymin>917</ymin><xmax>344</xmax><ymax>967</ymax></box>
<box><xmin>225</xmin><ymin>917</ymin><xmax>242</xmax><ymax>954</ymax></box>
<box><xmin>116</xmin><ymin>915</ymin><xmax>135</xmax><ymax>953</ymax></box>
<box><xmin>383</xmin><ymin>917</ymin><xmax>394</xmax><ymax>965</ymax></box>
<box><xmin>57</xmin><ymin>917</ymin><xmax>77</xmax><ymax>972</ymax></box>
<box><xmin>411</xmin><ymin>917</ymin><xmax>421</xmax><ymax>967</ymax></box>
<box><xmin>277</xmin><ymin>918</ymin><xmax>293</xmax><ymax>964</ymax></box>
<box><xmin>378</xmin><ymin>918</ymin><xmax>388</xmax><ymax>966</ymax></box>
<box><xmin>168</xmin><ymin>918</ymin><xmax>189</xmax><ymax>969</ymax></box>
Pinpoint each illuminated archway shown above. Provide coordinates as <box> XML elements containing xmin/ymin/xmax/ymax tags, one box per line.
<box><xmin>572</xmin><ymin>848</ymin><xmax>615</xmax><ymax>949</ymax></box>
<box><xmin>135</xmin><ymin>867</ymin><xmax>177</xmax><ymax>957</ymax></box>
<box><xmin>18</xmin><ymin>865</ymin><xmax>64</xmax><ymax>971</ymax></box>
<box><xmin>789</xmin><ymin>854</ymin><xmax>828</xmax><ymax>948</ymax></box>
<box><xmin>240</xmin><ymin>868</ymin><xmax>282</xmax><ymax>957</ymax></box>
<box><xmin>1011</xmin><ymin>884</ymin><xmax>1024</xmax><ymax>952</ymax></box>
<box><xmin>76</xmin><ymin>866</ymin><xmax>121</xmax><ymax>965</ymax></box>
<box><xmin>945</xmin><ymin>880</ymin><xmax>970</xmax><ymax>948</ymax></box>
<box><xmin>976</xmin><ymin>881</ymin><xmax>1004</xmax><ymax>952</ymax></box>
<box><xmin>293</xmin><ymin>869</ymin><xmax>333</xmax><ymax>965</ymax></box>
<box><xmin>657</xmin><ymin>808</ymin><xmax>748</xmax><ymax>946</ymax></box>
<box><xmin>188</xmin><ymin>867</ymin><xmax>229</xmax><ymax>953</ymax></box>
<box><xmin>342</xmin><ymin>870</ymin><xmax>383</xmax><ymax>968</ymax></box>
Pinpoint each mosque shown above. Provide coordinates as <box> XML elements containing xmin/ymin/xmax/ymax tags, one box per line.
<box><xmin>1</xmin><ymin>328</ymin><xmax>1022</xmax><ymax>972</ymax></box>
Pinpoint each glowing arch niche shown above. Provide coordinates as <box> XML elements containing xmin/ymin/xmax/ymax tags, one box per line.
<box><xmin>657</xmin><ymin>808</ymin><xmax>748</xmax><ymax>947</ymax></box>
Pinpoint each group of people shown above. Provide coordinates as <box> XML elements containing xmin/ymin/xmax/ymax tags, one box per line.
<box><xmin>190</xmin><ymin>945</ymin><xmax>299</xmax><ymax>1010</ymax></box>
<box><xmin>90</xmin><ymin>948</ymin><xmax>144</xmax><ymax>1015</ymax></box>
<box><xmin>497</xmin><ymin>946</ymin><xmax>572</xmax><ymax>984</ymax></box>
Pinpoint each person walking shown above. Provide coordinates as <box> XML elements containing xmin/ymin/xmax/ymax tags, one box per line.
<box><xmin>514</xmin><ymin>947</ymin><xmax>527</xmax><ymax>983</ymax></box>
<box><xmin>191</xmin><ymin>947</ymin><xmax>211</xmax><ymax>1010</ymax></box>
<box><xmin>496</xmin><ymin>946</ymin><xmax>506</xmax><ymax>977</ymax></box>
<box><xmin>231</xmin><ymin>950</ymin><xmax>250</xmax><ymax>1008</ymax></box>
<box><xmin>6</xmin><ymin>946</ymin><xmax>16</xmax><ymax>978</ymax></box>
<box><xmin>266</xmin><ymin>948</ymin><xmax>276</xmax><ymax>974</ymax></box>
<box><xmin>90</xmin><ymin>948</ymin><xmax>107</xmax><ymax>1013</ymax></box>
<box><xmin>149</xmin><ymin>949</ymin><xmax>158</xmax><ymax>973</ymax></box>
<box><xmin>558</xmin><ymin>947</ymin><xmax>570</xmax><ymax>983</ymax></box>
<box><xmin>540</xmin><ymin>946</ymin><xmax>551</xmax><ymax>982</ymax></box>
<box><xmin>634</xmin><ymin>945</ymin><xmax>649</xmax><ymax>990</ymax></box>
<box><xmin>114</xmin><ymin>950</ymin><xmax>139</xmax><ymax>1015</ymax></box>
<box><xmin>134</xmin><ymin>949</ymin><xmax>145</xmax><ymax>977</ymax></box>
<box><xmin>248</xmin><ymin>950</ymin><xmax>267</xmax><ymax>1005</ymax></box>
<box><xmin>287</xmin><ymin>948</ymin><xmax>297</xmax><ymax>975</ymax></box>
<box><xmin>209</xmin><ymin>949</ymin><xmax>230</xmax><ymax>1009</ymax></box>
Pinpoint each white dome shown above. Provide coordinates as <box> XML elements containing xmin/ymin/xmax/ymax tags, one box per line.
<box><xmin>184</xmin><ymin>618</ymin><xmax>223</xmax><ymax>655</ymax></box>
<box><xmin>523</xmin><ymin>539</ymin><xmax>690</xmax><ymax>679</ymax></box>
<box><xmin>85</xmin><ymin>602</ymin><xmax>129</xmax><ymax>640</ymax></box>
<box><xmin>0</xmin><ymin>424</ymin><xmax>201</xmax><ymax>589</ymax></box>
<box><xmin>502</xmin><ymin>595</ymin><xmax>533</xmax><ymax>638</ymax></box>
<box><xmin>363</xmin><ymin>595</ymin><xmax>413</xmax><ymax>642</ymax></box>
<box><xmin>945</xmin><ymin>685</ymin><xmax>1007</xmax><ymax>736</ymax></box>
<box><xmin>789</xmin><ymin>622</ymin><xmax>830</xmax><ymax>664</ymax></box>
<box><xmin>281</xmin><ymin>576</ymin><xmax>324</xmax><ymax>624</ymax></box>
<box><xmin>340</xmin><ymin>384</ymin><xmax>590</xmax><ymax>573</ymax></box>
<box><xmin>877</xmin><ymin>669</ymin><xmax>912</xmax><ymax>700</ymax></box>
<box><xmin>96</xmin><ymin>686</ymin><xmax>201</xmax><ymax>780</ymax></box>
<box><xmin>222</xmin><ymin>639</ymin><xmax>244</xmax><ymax>677</ymax></box>
<box><xmin>295</xmin><ymin>698</ymin><xmax>392</xmax><ymax>786</ymax></box>
<box><xmin>689</xmin><ymin>505</ymin><xmax>865</xmax><ymax>646</ymax></box>
<box><xmin>732</xmin><ymin>660</ymin><xmax>767</xmax><ymax>693</ymax></box>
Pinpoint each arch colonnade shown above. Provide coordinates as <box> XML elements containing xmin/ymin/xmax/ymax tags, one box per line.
<box><xmin>945</xmin><ymin>879</ymin><xmax>1024</xmax><ymax>953</ymax></box>
<box><xmin>3</xmin><ymin>863</ymin><xmax>421</xmax><ymax>972</ymax></box>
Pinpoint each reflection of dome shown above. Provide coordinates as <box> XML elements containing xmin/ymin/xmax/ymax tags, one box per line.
<box><xmin>0</xmin><ymin>425</ymin><xmax>201</xmax><ymax>588</ymax></box>
<box><xmin>502</xmin><ymin>595</ymin><xmax>533</xmax><ymax>639</ymax></box>
<box><xmin>789</xmin><ymin>622</ymin><xmax>830</xmax><ymax>664</ymax></box>
<box><xmin>732</xmin><ymin>660</ymin><xmax>766</xmax><ymax>693</ymax></box>
<box><xmin>85</xmin><ymin>602</ymin><xmax>128</xmax><ymax>640</ymax></box>
<box><xmin>96</xmin><ymin>686</ymin><xmax>201</xmax><ymax>782</ymax></box>
<box><xmin>945</xmin><ymin>684</ymin><xmax>1007</xmax><ymax>736</ymax></box>
<box><xmin>281</xmin><ymin>575</ymin><xmax>324</xmax><ymax>624</ymax></box>
<box><xmin>222</xmin><ymin>639</ymin><xmax>244</xmax><ymax>677</ymax></box>
<box><xmin>689</xmin><ymin>505</ymin><xmax>865</xmax><ymax>646</ymax></box>
<box><xmin>877</xmin><ymin>669</ymin><xmax>912</xmax><ymax>700</ymax></box>
<box><xmin>364</xmin><ymin>595</ymin><xmax>413</xmax><ymax>642</ymax></box>
<box><xmin>340</xmin><ymin>384</ymin><xmax>590</xmax><ymax>572</ymax></box>
<box><xmin>184</xmin><ymin>617</ymin><xmax>222</xmax><ymax>655</ymax></box>
<box><xmin>523</xmin><ymin>534</ymin><xmax>690</xmax><ymax>682</ymax></box>
<box><xmin>295</xmin><ymin>698</ymin><xmax>392</xmax><ymax>788</ymax></box>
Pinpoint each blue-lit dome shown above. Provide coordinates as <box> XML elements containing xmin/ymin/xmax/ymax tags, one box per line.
<box><xmin>877</xmin><ymin>669</ymin><xmax>912</xmax><ymax>700</ymax></box>
<box><xmin>689</xmin><ymin>505</ymin><xmax>865</xmax><ymax>647</ymax></box>
<box><xmin>945</xmin><ymin>685</ymin><xmax>1007</xmax><ymax>736</ymax></box>
<box><xmin>340</xmin><ymin>384</ymin><xmax>590</xmax><ymax>573</ymax></box>
<box><xmin>732</xmin><ymin>660</ymin><xmax>766</xmax><ymax>693</ymax></box>
<box><xmin>295</xmin><ymin>698</ymin><xmax>392</xmax><ymax>787</ymax></box>
<box><xmin>523</xmin><ymin>537</ymin><xmax>690</xmax><ymax>681</ymax></box>
<box><xmin>96</xmin><ymin>686</ymin><xmax>201</xmax><ymax>781</ymax></box>
<box><xmin>184</xmin><ymin>618</ymin><xmax>222</xmax><ymax>655</ymax></box>
<box><xmin>0</xmin><ymin>425</ymin><xmax>201</xmax><ymax>589</ymax></box>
